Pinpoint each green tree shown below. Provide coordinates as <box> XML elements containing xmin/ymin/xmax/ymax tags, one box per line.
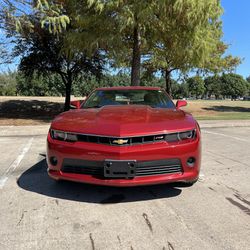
<box><xmin>204</xmin><ymin>75</ymin><xmax>222</xmax><ymax>99</ymax></box>
<box><xmin>246</xmin><ymin>76</ymin><xmax>250</xmax><ymax>84</ymax></box>
<box><xmin>143</xmin><ymin>1</ymin><xmax>240</xmax><ymax>95</ymax></box>
<box><xmin>0</xmin><ymin>70</ymin><xmax>17</xmax><ymax>95</ymax></box>
<box><xmin>0</xmin><ymin>0</ymin><xmax>70</xmax><ymax>33</ymax></box>
<box><xmin>187</xmin><ymin>76</ymin><xmax>205</xmax><ymax>99</ymax></box>
<box><xmin>140</xmin><ymin>70</ymin><xmax>165</xmax><ymax>88</ymax></box>
<box><xmin>171</xmin><ymin>82</ymin><xmax>189</xmax><ymax>99</ymax></box>
<box><xmin>0</xmin><ymin>43</ymin><xmax>11</xmax><ymax>65</ymax></box>
<box><xmin>70</xmin><ymin>0</ymin><xmax>240</xmax><ymax>91</ymax></box>
<box><xmin>1</xmin><ymin>0</ymin><xmax>241</xmax><ymax>96</ymax></box>
<box><xmin>16</xmin><ymin>72</ymin><xmax>66</xmax><ymax>96</ymax></box>
<box><xmin>220</xmin><ymin>73</ymin><xmax>248</xmax><ymax>99</ymax></box>
<box><xmin>19</xmin><ymin>30</ymin><xmax>104</xmax><ymax>110</ymax></box>
<box><xmin>69</xmin><ymin>0</ymin><xmax>158</xmax><ymax>86</ymax></box>
<box><xmin>16</xmin><ymin>73</ymin><xmax>45</xmax><ymax>96</ymax></box>
<box><xmin>246</xmin><ymin>76</ymin><xmax>250</xmax><ymax>95</ymax></box>
<box><xmin>8</xmin><ymin>22</ymin><xmax>104</xmax><ymax>110</ymax></box>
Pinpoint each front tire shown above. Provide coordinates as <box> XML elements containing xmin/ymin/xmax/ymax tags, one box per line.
<box><xmin>183</xmin><ymin>178</ymin><xmax>199</xmax><ymax>186</ymax></box>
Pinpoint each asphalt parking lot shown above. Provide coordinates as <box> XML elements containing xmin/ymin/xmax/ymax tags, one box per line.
<box><xmin>0</xmin><ymin>124</ymin><xmax>250</xmax><ymax>250</ymax></box>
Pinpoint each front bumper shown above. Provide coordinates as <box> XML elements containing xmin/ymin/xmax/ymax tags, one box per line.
<box><xmin>46</xmin><ymin>131</ymin><xmax>201</xmax><ymax>187</ymax></box>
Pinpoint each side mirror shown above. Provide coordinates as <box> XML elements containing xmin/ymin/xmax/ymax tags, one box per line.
<box><xmin>176</xmin><ymin>100</ymin><xmax>187</xmax><ymax>109</ymax></box>
<box><xmin>70</xmin><ymin>100</ymin><xmax>82</xmax><ymax>109</ymax></box>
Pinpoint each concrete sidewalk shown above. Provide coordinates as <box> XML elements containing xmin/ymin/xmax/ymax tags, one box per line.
<box><xmin>198</xmin><ymin>120</ymin><xmax>250</xmax><ymax>128</ymax></box>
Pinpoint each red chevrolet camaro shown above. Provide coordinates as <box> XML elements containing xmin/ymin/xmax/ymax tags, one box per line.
<box><xmin>47</xmin><ymin>86</ymin><xmax>201</xmax><ymax>187</ymax></box>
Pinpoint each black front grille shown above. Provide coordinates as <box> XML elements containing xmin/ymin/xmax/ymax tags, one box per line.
<box><xmin>136</xmin><ymin>159</ymin><xmax>182</xmax><ymax>176</ymax></box>
<box><xmin>61</xmin><ymin>158</ymin><xmax>182</xmax><ymax>178</ymax></box>
<box><xmin>77</xmin><ymin>134</ymin><xmax>165</xmax><ymax>146</ymax></box>
<box><xmin>62</xmin><ymin>159</ymin><xmax>103</xmax><ymax>176</ymax></box>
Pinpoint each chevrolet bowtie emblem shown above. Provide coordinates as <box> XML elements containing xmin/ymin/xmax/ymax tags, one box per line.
<box><xmin>113</xmin><ymin>139</ymin><xmax>129</xmax><ymax>145</ymax></box>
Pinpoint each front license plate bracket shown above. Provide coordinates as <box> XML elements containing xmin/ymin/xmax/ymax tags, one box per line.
<box><xmin>104</xmin><ymin>160</ymin><xmax>137</xmax><ymax>178</ymax></box>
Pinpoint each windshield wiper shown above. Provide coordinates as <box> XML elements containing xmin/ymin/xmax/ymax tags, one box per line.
<box><xmin>84</xmin><ymin>105</ymin><xmax>102</xmax><ymax>109</ymax></box>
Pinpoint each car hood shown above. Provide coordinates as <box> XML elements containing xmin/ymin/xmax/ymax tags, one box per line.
<box><xmin>51</xmin><ymin>105</ymin><xmax>197</xmax><ymax>137</ymax></box>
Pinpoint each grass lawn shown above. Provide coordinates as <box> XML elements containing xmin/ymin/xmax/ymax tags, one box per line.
<box><xmin>182</xmin><ymin>100</ymin><xmax>250</xmax><ymax>120</ymax></box>
<box><xmin>0</xmin><ymin>96</ymin><xmax>249</xmax><ymax>125</ymax></box>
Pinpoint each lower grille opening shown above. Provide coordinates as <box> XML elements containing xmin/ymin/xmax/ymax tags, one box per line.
<box><xmin>61</xmin><ymin>158</ymin><xmax>182</xmax><ymax>178</ymax></box>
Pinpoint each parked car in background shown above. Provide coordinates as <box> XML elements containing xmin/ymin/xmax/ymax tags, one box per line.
<box><xmin>243</xmin><ymin>96</ymin><xmax>250</xmax><ymax>101</ymax></box>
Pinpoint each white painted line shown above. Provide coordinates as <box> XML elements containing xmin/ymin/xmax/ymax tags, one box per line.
<box><xmin>0</xmin><ymin>137</ymin><xmax>33</xmax><ymax>189</ymax></box>
<box><xmin>202</xmin><ymin>130</ymin><xmax>248</xmax><ymax>142</ymax></box>
<box><xmin>0</xmin><ymin>177</ymin><xmax>8</xmax><ymax>188</ymax></box>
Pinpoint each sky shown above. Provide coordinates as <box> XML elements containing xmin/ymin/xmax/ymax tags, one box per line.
<box><xmin>1</xmin><ymin>0</ymin><xmax>250</xmax><ymax>78</ymax></box>
<box><xmin>221</xmin><ymin>0</ymin><xmax>250</xmax><ymax>78</ymax></box>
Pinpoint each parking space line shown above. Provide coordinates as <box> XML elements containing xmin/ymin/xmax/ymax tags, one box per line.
<box><xmin>202</xmin><ymin>130</ymin><xmax>248</xmax><ymax>142</ymax></box>
<box><xmin>0</xmin><ymin>137</ymin><xmax>33</xmax><ymax>189</ymax></box>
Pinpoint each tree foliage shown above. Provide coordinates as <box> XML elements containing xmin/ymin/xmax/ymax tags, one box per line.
<box><xmin>187</xmin><ymin>76</ymin><xmax>205</xmax><ymax>98</ymax></box>
<box><xmin>0</xmin><ymin>70</ymin><xmax>17</xmax><ymax>95</ymax></box>
<box><xmin>220</xmin><ymin>73</ymin><xmax>248</xmax><ymax>99</ymax></box>
<box><xmin>204</xmin><ymin>75</ymin><xmax>222</xmax><ymax>99</ymax></box>
<box><xmin>4</xmin><ymin>9</ymin><xmax>105</xmax><ymax>110</ymax></box>
<box><xmin>16</xmin><ymin>72</ymin><xmax>65</xmax><ymax>96</ymax></box>
<box><xmin>63</xmin><ymin>0</ymin><xmax>241</xmax><ymax>92</ymax></box>
<box><xmin>1</xmin><ymin>70</ymin><xmax>249</xmax><ymax>101</ymax></box>
<box><xmin>0</xmin><ymin>0</ymin><xmax>243</xmax><ymax>99</ymax></box>
<box><xmin>143</xmin><ymin>1</ymin><xmax>240</xmax><ymax>95</ymax></box>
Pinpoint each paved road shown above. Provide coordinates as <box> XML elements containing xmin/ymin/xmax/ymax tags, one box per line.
<box><xmin>0</xmin><ymin>125</ymin><xmax>249</xmax><ymax>250</ymax></box>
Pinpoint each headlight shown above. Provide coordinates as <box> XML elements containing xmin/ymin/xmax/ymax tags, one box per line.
<box><xmin>50</xmin><ymin>129</ymin><xmax>78</xmax><ymax>142</ymax></box>
<box><xmin>165</xmin><ymin>129</ymin><xmax>196</xmax><ymax>142</ymax></box>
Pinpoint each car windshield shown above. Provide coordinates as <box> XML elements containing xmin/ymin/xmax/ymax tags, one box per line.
<box><xmin>82</xmin><ymin>89</ymin><xmax>175</xmax><ymax>109</ymax></box>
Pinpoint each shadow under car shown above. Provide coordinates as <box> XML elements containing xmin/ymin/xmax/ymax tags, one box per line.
<box><xmin>17</xmin><ymin>158</ymin><xmax>185</xmax><ymax>204</ymax></box>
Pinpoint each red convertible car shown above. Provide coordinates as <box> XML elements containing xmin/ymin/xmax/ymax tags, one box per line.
<box><xmin>47</xmin><ymin>87</ymin><xmax>201</xmax><ymax>187</ymax></box>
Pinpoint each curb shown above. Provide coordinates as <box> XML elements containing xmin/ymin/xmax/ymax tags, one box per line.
<box><xmin>198</xmin><ymin>120</ymin><xmax>250</xmax><ymax>129</ymax></box>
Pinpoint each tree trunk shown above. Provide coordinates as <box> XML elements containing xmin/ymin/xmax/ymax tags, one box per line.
<box><xmin>131</xmin><ymin>25</ymin><xmax>141</xmax><ymax>86</ymax></box>
<box><xmin>165</xmin><ymin>69</ymin><xmax>172</xmax><ymax>97</ymax></box>
<box><xmin>64</xmin><ymin>74</ymin><xmax>72</xmax><ymax>111</ymax></box>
